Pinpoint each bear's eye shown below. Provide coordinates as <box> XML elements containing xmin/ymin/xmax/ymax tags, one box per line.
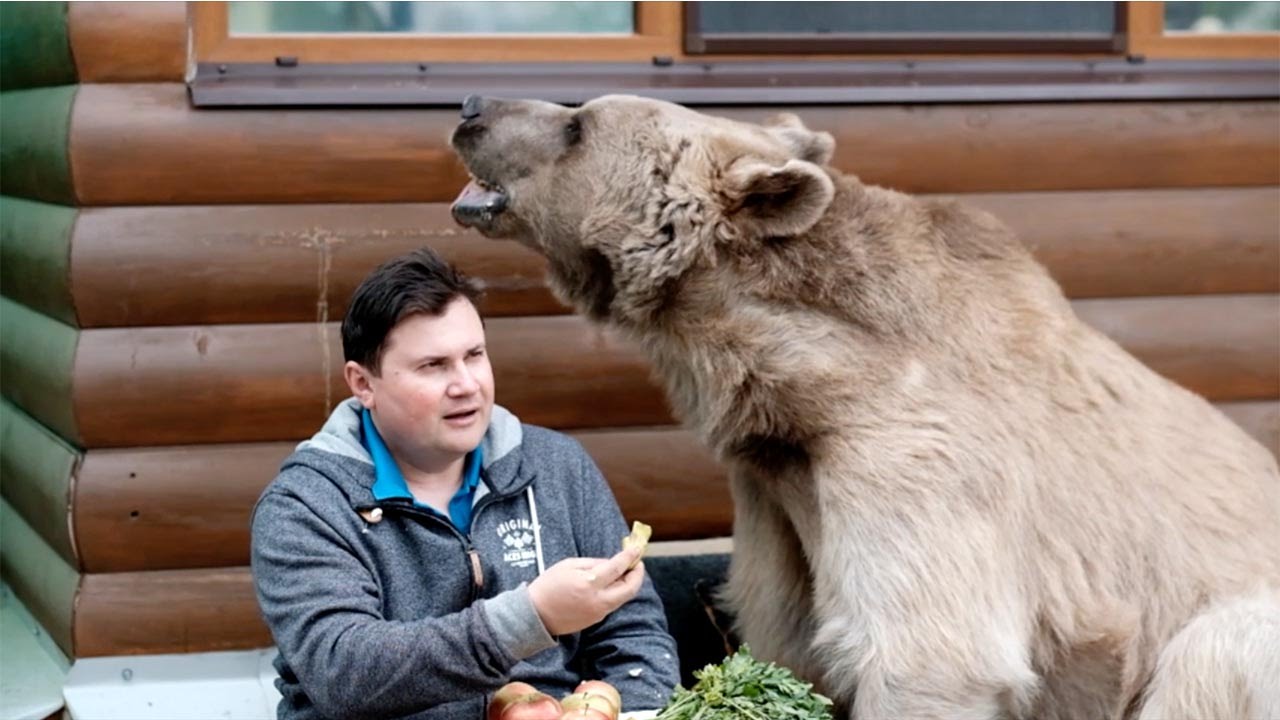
<box><xmin>564</xmin><ymin>116</ymin><xmax>583</xmax><ymax>147</ymax></box>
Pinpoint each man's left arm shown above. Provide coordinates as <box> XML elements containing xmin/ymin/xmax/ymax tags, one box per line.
<box><xmin>570</xmin><ymin>446</ymin><xmax>681</xmax><ymax>712</ymax></box>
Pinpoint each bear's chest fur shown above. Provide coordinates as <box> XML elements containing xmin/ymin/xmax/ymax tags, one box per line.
<box><xmin>640</xmin><ymin>294</ymin><xmax>917</xmax><ymax>478</ymax></box>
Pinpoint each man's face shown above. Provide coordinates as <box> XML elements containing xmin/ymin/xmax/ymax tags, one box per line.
<box><xmin>357</xmin><ymin>298</ymin><xmax>494</xmax><ymax>468</ymax></box>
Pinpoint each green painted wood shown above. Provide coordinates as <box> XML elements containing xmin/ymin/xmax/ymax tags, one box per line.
<box><xmin>0</xmin><ymin>498</ymin><xmax>78</xmax><ymax>657</ymax></box>
<box><xmin>0</xmin><ymin>399</ymin><xmax>80</xmax><ymax>565</ymax></box>
<box><xmin>0</xmin><ymin>196</ymin><xmax>77</xmax><ymax>326</ymax></box>
<box><xmin>0</xmin><ymin>2</ymin><xmax>75</xmax><ymax>91</ymax></box>
<box><xmin>0</xmin><ymin>582</ymin><xmax>70</xmax><ymax>720</ymax></box>
<box><xmin>0</xmin><ymin>297</ymin><xmax>78</xmax><ymax>445</ymax></box>
<box><xmin>0</xmin><ymin>85</ymin><xmax>76</xmax><ymax>205</ymax></box>
<box><xmin>1</xmin><ymin>580</ymin><xmax>71</xmax><ymax>670</ymax></box>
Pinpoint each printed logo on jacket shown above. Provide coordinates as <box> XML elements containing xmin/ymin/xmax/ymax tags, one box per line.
<box><xmin>496</xmin><ymin>518</ymin><xmax>537</xmax><ymax>568</ymax></box>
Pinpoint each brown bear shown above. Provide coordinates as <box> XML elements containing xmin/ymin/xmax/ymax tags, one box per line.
<box><xmin>449</xmin><ymin>94</ymin><xmax>1280</xmax><ymax>719</ymax></box>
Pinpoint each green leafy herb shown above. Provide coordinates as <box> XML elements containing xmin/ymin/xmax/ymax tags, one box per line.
<box><xmin>655</xmin><ymin>646</ymin><xmax>834</xmax><ymax>720</ymax></box>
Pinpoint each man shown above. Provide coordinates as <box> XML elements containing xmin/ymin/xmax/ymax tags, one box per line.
<box><xmin>251</xmin><ymin>248</ymin><xmax>679</xmax><ymax>719</ymax></box>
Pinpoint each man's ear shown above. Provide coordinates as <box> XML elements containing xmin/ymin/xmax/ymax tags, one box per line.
<box><xmin>344</xmin><ymin>360</ymin><xmax>376</xmax><ymax>409</ymax></box>
<box><xmin>764</xmin><ymin>113</ymin><xmax>835</xmax><ymax>165</ymax></box>
<box><xmin>723</xmin><ymin>158</ymin><xmax>835</xmax><ymax>239</ymax></box>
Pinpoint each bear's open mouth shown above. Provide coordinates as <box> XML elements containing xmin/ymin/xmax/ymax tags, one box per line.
<box><xmin>451</xmin><ymin>175</ymin><xmax>508</xmax><ymax>229</ymax></box>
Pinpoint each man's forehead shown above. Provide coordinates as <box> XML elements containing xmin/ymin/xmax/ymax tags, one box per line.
<box><xmin>383</xmin><ymin>307</ymin><xmax>485</xmax><ymax>357</ymax></box>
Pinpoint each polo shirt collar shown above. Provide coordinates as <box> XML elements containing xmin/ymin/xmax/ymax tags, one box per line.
<box><xmin>360</xmin><ymin>407</ymin><xmax>482</xmax><ymax>516</ymax></box>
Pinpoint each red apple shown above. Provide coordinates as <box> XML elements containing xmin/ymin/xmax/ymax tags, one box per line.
<box><xmin>488</xmin><ymin>682</ymin><xmax>562</xmax><ymax>720</ymax></box>
<box><xmin>572</xmin><ymin>680</ymin><xmax>621</xmax><ymax>716</ymax></box>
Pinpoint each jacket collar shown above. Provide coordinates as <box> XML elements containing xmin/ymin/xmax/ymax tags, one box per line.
<box><xmin>287</xmin><ymin>397</ymin><xmax>528</xmax><ymax>507</ymax></box>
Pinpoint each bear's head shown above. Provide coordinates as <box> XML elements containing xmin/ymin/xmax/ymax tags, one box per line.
<box><xmin>450</xmin><ymin>94</ymin><xmax>836</xmax><ymax>323</ymax></box>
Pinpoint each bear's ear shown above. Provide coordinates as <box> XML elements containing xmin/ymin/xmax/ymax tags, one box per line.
<box><xmin>764</xmin><ymin>113</ymin><xmax>835</xmax><ymax>165</ymax></box>
<box><xmin>723</xmin><ymin>158</ymin><xmax>835</xmax><ymax>239</ymax></box>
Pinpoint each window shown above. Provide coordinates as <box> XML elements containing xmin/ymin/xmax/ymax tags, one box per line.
<box><xmin>196</xmin><ymin>1</ymin><xmax>1280</xmax><ymax>63</ymax></box>
<box><xmin>193</xmin><ymin>1</ymin><xmax>679</xmax><ymax>63</ymax></box>
<box><xmin>1164</xmin><ymin>1</ymin><xmax>1280</xmax><ymax>33</ymax></box>
<box><xmin>1129</xmin><ymin>1</ymin><xmax>1280</xmax><ymax>58</ymax></box>
<box><xmin>228</xmin><ymin>1</ymin><xmax>635</xmax><ymax>35</ymax></box>
<box><xmin>685</xmin><ymin>2</ymin><xmax>1125</xmax><ymax>54</ymax></box>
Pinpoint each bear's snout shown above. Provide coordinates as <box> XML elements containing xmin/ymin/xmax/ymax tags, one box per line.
<box><xmin>460</xmin><ymin>94</ymin><xmax>487</xmax><ymax>120</ymax></box>
<box><xmin>452</xmin><ymin>96</ymin><xmax>495</xmax><ymax>152</ymax></box>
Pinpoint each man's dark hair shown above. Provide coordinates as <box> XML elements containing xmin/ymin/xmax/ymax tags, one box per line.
<box><xmin>342</xmin><ymin>248</ymin><xmax>484</xmax><ymax>375</ymax></box>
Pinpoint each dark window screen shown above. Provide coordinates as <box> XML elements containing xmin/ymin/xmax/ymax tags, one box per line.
<box><xmin>696</xmin><ymin>2</ymin><xmax>1117</xmax><ymax>35</ymax></box>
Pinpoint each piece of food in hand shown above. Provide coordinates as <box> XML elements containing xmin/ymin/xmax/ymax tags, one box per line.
<box><xmin>559</xmin><ymin>690</ymin><xmax>618</xmax><ymax>719</ymax></box>
<box><xmin>573</xmin><ymin>680</ymin><xmax>621</xmax><ymax>717</ymax></box>
<box><xmin>488</xmin><ymin>682</ymin><xmax>563</xmax><ymax>720</ymax></box>
<box><xmin>621</xmin><ymin>521</ymin><xmax>652</xmax><ymax>569</ymax></box>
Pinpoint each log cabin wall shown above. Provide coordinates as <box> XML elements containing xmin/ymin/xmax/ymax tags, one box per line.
<box><xmin>0</xmin><ymin>1</ymin><xmax>1277</xmax><ymax>661</ymax></box>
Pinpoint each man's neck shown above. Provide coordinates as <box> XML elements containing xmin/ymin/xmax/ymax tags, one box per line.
<box><xmin>399</xmin><ymin>453</ymin><xmax>465</xmax><ymax>489</ymax></box>
<box><xmin>394</xmin><ymin>452</ymin><xmax>467</xmax><ymax>512</ymax></box>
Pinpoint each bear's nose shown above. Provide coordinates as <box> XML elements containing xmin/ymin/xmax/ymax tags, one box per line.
<box><xmin>461</xmin><ymin>94</ymin><xmax>485</xmax><ymax>120</ymax></box>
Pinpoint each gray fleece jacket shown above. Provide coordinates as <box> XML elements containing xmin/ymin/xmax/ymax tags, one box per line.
<box><xmin>251</xmin><ymin>399</ymin><xmax>679</xmax><ymax>720</ymax></box>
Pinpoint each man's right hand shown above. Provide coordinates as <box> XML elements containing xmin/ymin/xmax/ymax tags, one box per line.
<box><xmin>527</xmin><ymin>548</ymin><xmax>645</xmax><ymax>636</ymax></box>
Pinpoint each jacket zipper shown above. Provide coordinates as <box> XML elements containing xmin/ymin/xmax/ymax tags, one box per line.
<box><xmin>364</xmin><ymin>476</ymin><xmax>536</xmax><ymax>603</ymax></box>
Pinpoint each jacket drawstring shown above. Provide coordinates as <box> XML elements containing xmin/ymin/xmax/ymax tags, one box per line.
<box><xmin>526</xmin><ymin>486</ymin><xmax>546</xmax><ymax>576</ymax></box>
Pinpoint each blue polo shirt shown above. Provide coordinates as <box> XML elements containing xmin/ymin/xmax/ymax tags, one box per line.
<box><xmin>360</xmin><ymin>408</ymin><xmax>483</xmax><ymax>533</ymax></box>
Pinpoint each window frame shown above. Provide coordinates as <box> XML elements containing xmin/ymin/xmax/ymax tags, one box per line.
<box><xmin>1127</xmin><ymin>1</ymin><xmax>1280</xmax><ymax>59</ymax></box>
<box><xmin>193</xmin><ymin>1</ymin><xmax>1280</xmax><ymax>63</ymax></box>
<box><xmin>192</xmin><ymin>1</ymin><xmax>682</xmax><ymax>64</ymax></box>
<box><xmin>187</xmin><ymin>1</ymin><xmax>1279</xmax><ymax>108</ymax></box>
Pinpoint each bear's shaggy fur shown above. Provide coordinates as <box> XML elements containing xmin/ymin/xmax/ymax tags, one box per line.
<box><xmin>450</xmin><ymin>95</ymin><xmax>1280</xmax><ymax>719</ymax></box>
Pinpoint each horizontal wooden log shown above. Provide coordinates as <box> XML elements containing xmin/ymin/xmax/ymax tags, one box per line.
<box><xmin>74</xmin><ymin>427</ymin><xmax>731</xmax><ymax>572</ymax></box>
<box><xmin>0</xmin><ymin>498</ymin><xmax>77</xmax><ymax>657</ymax></box>
<box><xmin>0</xmin><ymin>2</ymin><xmax>76</xmax><ymax>91</ymax></box>
<box><xmin>68</xmin><ymin>83</ymin><xmax>1279</xmax><ymax>205</ymax></box>
<box><xmin>75</xmin><ymin>567</ymin><xmax>270</xmax><ymax>657</ymax></box>
<box><xmin>69</xmin><ymin>315</ymin><xmax>667</xmax><ymax>447</ymax></box>
<box><xmin>796</xmin><ymin>101</ymin><xmax>1280</xmax><ymax>195</ymax></box>
<box><xmin>71</xmin><ymin>321</ymin><xmax>340</xmax><ymax>448</ymax></box>
<box><xmin>1</xmin><ymin>195</ymin><xmax>78</xmax><ymax>326</ymax></box>
<box><xmin>2</xmin><ymin>295</ymin><xmax>1273</xmax><ymax>449</ymax></box>
<box><xmin>0</xmin><ymin>400</ymin><xmax>79</xmax><ymax>564</ymax></box>
<box><xmin>1</xmin><ymin>188</ymin><xmax>1270</xmax><ymax>329</ymax></box>
<box><xmin>0</xmin><ymin>86</ymin><xmax>76</xmax><ymax>205</ymax></box>
<box><xmin>74</xmin><ymin>441</ymin><xmax>293</xmax><ymax>572</ymax></box>
<box><xmin>958</xmin><ymin>188</ymin><xmax>1280</xmax><ymax>299</ymax></box>
<box><xmin>68</xmin><ymin>203</ymin><xmax>562</xmax><ymax>327</ymax></box>
<box><xmin>0</xmin><ymin>297</ymin><xmax>79</xmax><ymax>444</ymax></box>
<box><xmin>68</xmin><ymin>2</ymin><xmax>185</xmax><ymax>83</ymax></box>
<box><xmin>71</xmin><ymin>83</ymin><xmax>468</xmax><ymax>206</ymax></box>
<box><xmin>1073</xmin><ymin>294</ymin><xmax>1280</xmax><ymax>403</ymax></box>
